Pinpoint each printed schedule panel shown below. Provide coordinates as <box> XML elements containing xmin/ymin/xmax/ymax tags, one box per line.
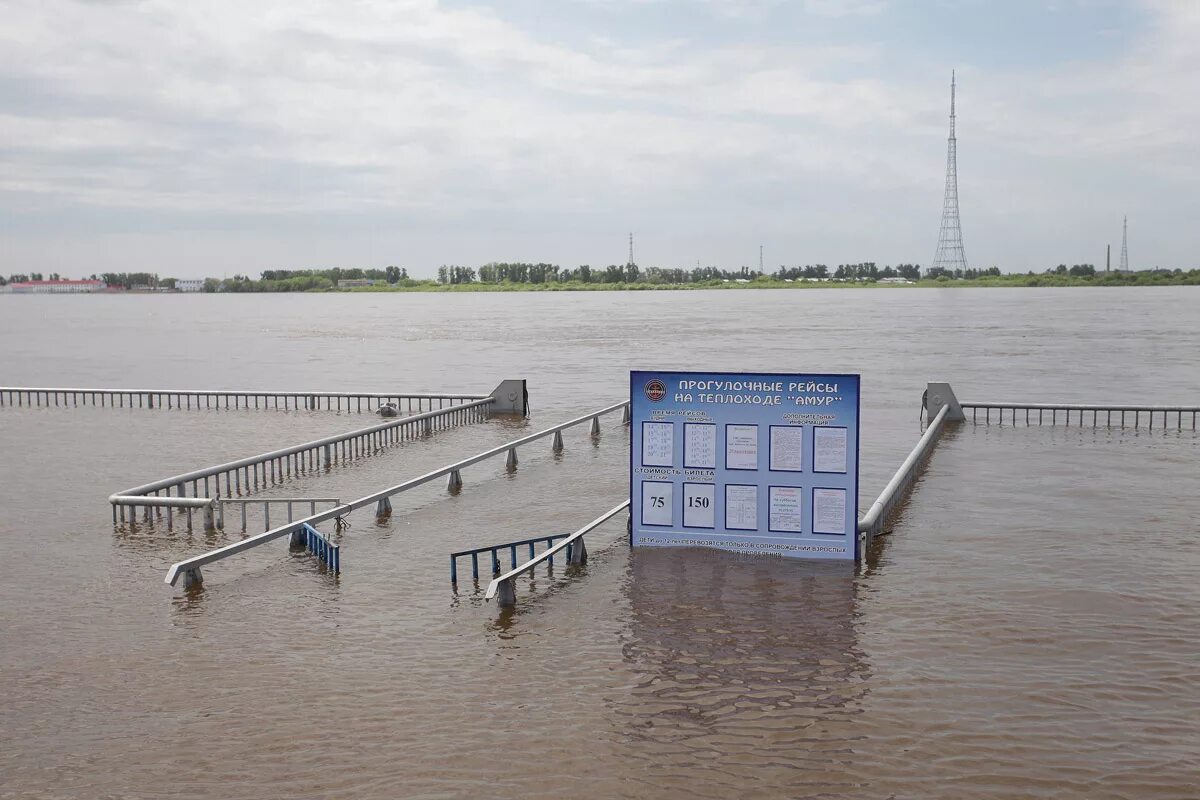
<box><xmin>630</xmin><ymin>371</ymin><xmax>860</xmax><ymax>561</ymax></box>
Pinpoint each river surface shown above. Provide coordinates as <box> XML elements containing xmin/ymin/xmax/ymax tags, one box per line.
<box><xmin>1</xmin><ymin>287</ymin><xmax>1198</xmax><ymax>799</ymax></box>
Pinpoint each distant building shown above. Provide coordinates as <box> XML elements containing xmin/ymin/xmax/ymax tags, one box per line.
<box><xmin>879</xmin><ymin>277</ymin><xmax>915</xmax><ymax>284</ymax></box>
<box><xmin>337</xmin><ymin>278</ymin><xmax>380</xmax><ymax>288</ymax></box>
<box><xmin>5</xmin><ymin>279</ymin><xmax>107</xmax><ymax>294</ymax></box>
<box><xmin>176</xmin><ymin>279</ymin><xmax>204</xmax><ymax>293</ymax></box>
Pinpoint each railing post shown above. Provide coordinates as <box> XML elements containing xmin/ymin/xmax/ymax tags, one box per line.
<box><xmin>447</xmin><ymin>469</ymin><xmax>463</xmax><ymax>491</ymax></box>
<box><xmin>376</xmin><ymin>497</ymin><xmax>392</xmax><ymax>518</ymax></box>
<box><xmin>496</xmin><ymin>577</ymin><xmax>517</xmax><ymax>607</ymax></box>
<box><xmin>589</xmin><ymin>416</ymin><xmax>600</xmax><ymax>436</ymax></box>
<box><xmin>182</xmin><ymin>566</ymin><xmax>203</xmax><ymax>589</ymax></box>
<box><xmin>506</xmin><ymin>448</ymin><xmax>518</xmax><ymax>471</ymax></box>
<box><xmin>568</xmin><ymin>535</ymin><xmax>587</xmax><ymax>565</ymax></box>
<box><xmin>203</xmin><ymin>503</ymin><xmax>216</xmax><ymax>533</ymax></box>
<box><xmin>552</xmin><ymin>430</ymin><xmax>564</xmax><ymax>453</ymax></box>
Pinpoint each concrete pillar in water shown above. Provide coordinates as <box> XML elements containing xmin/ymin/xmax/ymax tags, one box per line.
<box><xmin>925</xmin><ymin>382</ymin><xmax>965</xmax><ymax>423</ymax></box>
<box><xmin>288</xmin><ymin>526</ymin><xmax>307</xmax><ymax>548</ymax></box>
<box><xmin>488</xmin><ymin>379</ymin><xmax>529</xmax><ymax>416</ymax></box>
<box><xmin>447</xmin><ymin>470</ymin><xmax>463</xmax><ymax>491</ymax></box>
<box><xmin>568</xmin><ymin>536</ymin><xmax>587</xmax><ymax>565</ymax></box>
<box><xmin>182</xmin><ymin>567</ymin><xmax>203</xmax><ymax>589</ymax></box>
<box><xmin>506</xmin><ymin>448</ymin><xmax>518</xmax><ymax>471</ymax></box>
<box><xmin>496</xmin><ymin>577</ymin><xmax>517</xmax><ymax>607</ymax></box>
<box><xmin>551</xmin><ymin>430</ymin><xmax>564</xmax><ymax>453</ymax></box>
<box><xmin>589</xmin><ymin>416</ymin><xmax>600</xmax><ymax>436</ymax></box>
<box><xmin>376</xmin><ymin>497</ymin><xmax>392</xmax><ymax>518</ymax></box>
<box><xmin>621</xmin><ymin>404</ymin><xmax>630</xmax><ymax>424</ymax></box>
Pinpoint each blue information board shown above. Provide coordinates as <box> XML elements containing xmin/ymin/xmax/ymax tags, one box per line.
<box><xmin>630</xmin><ymin>371</ymin><xmax>861</xmax><ymax>561</ymax></box>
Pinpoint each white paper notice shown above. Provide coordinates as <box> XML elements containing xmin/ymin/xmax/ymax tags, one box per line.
<box><xmin>642</xmin><ymin>482</ymin><xmax>674</xmax><ymax>526</ymax></box>
<box><xmin>725</xmin><ymin>424</ymin><xmax>759</xmax><ymax>470</ymax></box>
<box><xmin>684</xmin><ymin>423</ymin><xmax>717</xmax><ymax>469</ymax></box>
<box><xmin>769</xmin><ymin>426</ymin><xmax>804</xmax><ymax>472</ymax></box>
<box><xmin>642</xmin><ymin>421</ymin><xmax>674</xmax><ymax>467</ymax></box>
<box><xmin>812</xmin><ymin>488</ymin><xmax>847</xmax><ymax>534</ymax></box>
<box><xmin>683</xmin><ymin>483</ymin><xmax>716</xmax><ymax>528</ymax></box>
<box><xmin>724</xmin><ymin>484</ymin><xmax>758</xmax><ymax>530</ymax></box>
<box><xmin>813</xmin><ymin>427</ymin><xmax>848</xmax><ymax>474</ymax></box>
<box><xmin>768</xmin><ymin>486</ymin><xmax>803</xmax><ymax>532</ymax></box>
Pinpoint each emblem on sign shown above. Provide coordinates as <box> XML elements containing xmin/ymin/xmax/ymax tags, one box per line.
<box><xmin>644</xmin><ymin>379</ymin><xmax>666</xmax><ymax>402</ymax></box>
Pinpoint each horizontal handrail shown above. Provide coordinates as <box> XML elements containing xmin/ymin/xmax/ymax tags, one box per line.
<box><xmin>109</xmin><ymin>495</ymin><xmax>214</xmax><ymax>509</ymax></box>
<box><xmin>485</xmin><ymin>500</ymin><xmax>630</xmax><ymax>600</ymax></box>
<box><xmin>0</xmin><ymin>386</ymin><xmax>489</xmax><ymax>400</ymax></box>
<box><xmin>858</xmin><ymin>404</ymin><xmax>949</xmax><ymax>538</ymax></box>
<box><xmin>961</xmin><ymin>401</ymin><xmax>1200</xmax><ymax>412</ymax></box>
<box><xmin>164</xmin><ymin>400</ymin><xmax>630</xmax><ymax>586</ymax></box>
<box><xmin>218</xmin><ymin>497</ymin><xmax>341</xmax><ymax>504</ymax></box>
<box><xmin>118</xmin><ymin>398</ymin><xmax>493</xmax><ymax>499</ymax></box>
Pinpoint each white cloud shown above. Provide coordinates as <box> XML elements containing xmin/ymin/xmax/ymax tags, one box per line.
<box><xmin>0</xmin><ymin>0</ymin><xmax>1195</xmax><ymax>274</ymax></box>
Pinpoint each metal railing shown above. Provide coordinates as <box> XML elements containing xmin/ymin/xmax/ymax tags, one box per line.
<box><xmin>164</xmin><ymin>400</ymin><xmax>631</xmax><ymax>587</ymax></box>
<box><xmin>110</xmin><ymin>494</ymin><xmax>216</xmax><ymax>532</ymax></box>
<box><xmin>960</xmin><ymin>401</ymin><xmax>1200</xmax><ymax>429</ymax></box>
<box><xmin>485</xmin><ymin>501</ymin><xmax>630</xmax><ymax>606</ymax></box>
<box><xmin>0</xmin><ymin>386</ymin><xmax>488</xmax><ymax>413</ymax></box>
<box><xmin>218</xmin><ymin>497</ymin><xmax>342</xmax><ymax>531</ymax></box>
<box><xmin>112</xmin><ymin>398</ymin><xmax>493</xmax><ymax>523</ymax></box>
<box><xmin>451</xmin><ymin>532</ymin><xmax>576</xmax><ymax>583</ymax></box>
<box><xmin>857</xmin><ymin>404</ymin><xmax>949</xmax><ymax>541</ymax></box>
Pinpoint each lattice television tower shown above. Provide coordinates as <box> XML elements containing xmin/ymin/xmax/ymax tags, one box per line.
<box><xmin>1119</xmin><ymin>216</ymin><xmax>1128</xmax><ymax>271</ymax></box>
<box><xmin>932</xmin><ymin>70</ymin><xmax>968</xmax><ymax>272</ymax></box>
<box><xmin>628</xmin><ymin>232</ymin><xmax>634</xmax><ymax>266</ymax></box>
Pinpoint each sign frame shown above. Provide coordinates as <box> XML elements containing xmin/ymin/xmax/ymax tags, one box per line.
<box><xmin>629</xmin><ymin>370</ymin><xmax>861</xmax><ymax>561</ymax></box>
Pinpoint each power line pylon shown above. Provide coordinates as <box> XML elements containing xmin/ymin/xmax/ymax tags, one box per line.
<box><xmin>932</xmin><ymin>70</ymin><xmax>968</xmax><ymax>273</ymax></box>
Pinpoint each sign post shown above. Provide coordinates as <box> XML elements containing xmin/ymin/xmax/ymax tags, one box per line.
<box><xmin>630</xmin><ymin>371</ymin><xmax>861</xmax><ymax>561</ymax></box>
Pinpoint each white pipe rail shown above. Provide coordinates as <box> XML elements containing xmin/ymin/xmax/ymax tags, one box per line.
<box><xmin>485</xmin><ymin>500</ymin><xmax>630</xmax><ymax>606</ymax></box>
<box><xmin>164</xmin><ymin>400</ymin><xmax>630</xmax><ymax>587</ymax></box>
<box><xmin>857</xmin><ymin>405</ymin><xmax>949</xmax><ymax>540</ymax></box>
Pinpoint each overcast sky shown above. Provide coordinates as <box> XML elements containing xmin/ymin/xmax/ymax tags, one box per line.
<box><xmin>2</xmin><ymin>0</ymin><xmax>1196</xmax><ymax>278</ymax></box>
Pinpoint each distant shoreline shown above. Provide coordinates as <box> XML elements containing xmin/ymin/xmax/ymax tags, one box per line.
<box><xmin>4</xmin><ymin>273</ymin><xmax>1197</xmax><ymax>295</ymax></box>
<box><xmin>334</xmin><ymin>274</ymin><xmax>1199</xmax><ymax>292</ymax></box>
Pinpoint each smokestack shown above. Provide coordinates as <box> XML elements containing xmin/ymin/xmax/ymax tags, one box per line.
<box><xmin>1106</xmin><ymin>244</ymin><xmax>1110</xmax><ymax>272</ymax></box>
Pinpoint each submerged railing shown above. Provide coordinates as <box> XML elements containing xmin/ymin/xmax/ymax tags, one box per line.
<box><xmin>451</xmin><ymin>532</ymin><xmax>578</xmax><ymax>584</ymax></box>
<box><xmin>218</xmin><ymin>497</ymin><xmax>343</xmax><ymax>532</ymax></box>
<box><xmin>484</xmin><ymin>501</ymin><xmax>630</xmax><ymax>607</ymax></box>
<box><xmin>112</xmin><ymin>398</ymin><xmax>493</xmax><ymax>524</ymax></box>
<box><xmin>960</xmin><ymin>401</ymin><xmax>1200</xmax><ymax>429</ymax></box>
<box><xmin>164</xmin><ymin>400</ymin><xmax>630</xmax><ymax>588</ymax></box>
<box><xmin>0</xmin><ymin>387</ymin><xmax>488</xmax><ymax>413</ymax></box>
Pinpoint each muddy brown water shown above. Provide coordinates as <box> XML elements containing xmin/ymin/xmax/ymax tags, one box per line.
<box><xmin>1</xmin><ymin>288</ymin><xmax>1197</xmax><ymax>799</ymax></box>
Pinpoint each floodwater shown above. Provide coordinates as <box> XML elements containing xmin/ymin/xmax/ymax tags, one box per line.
<box><xmin>1</xmin><ymin>287</ymin><xmax>1198</xmax><ymax>799</ymax></box>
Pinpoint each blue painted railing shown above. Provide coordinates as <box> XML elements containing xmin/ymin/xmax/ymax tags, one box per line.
<box><xmin>450</xmin><ymin>534</ymin><xmax>578</xmax><ymax>583</ymax></box>
<box><xmin>301</xmin><ymin>522</ymin><xmax>340</xmax><ymax>574</ymax></box>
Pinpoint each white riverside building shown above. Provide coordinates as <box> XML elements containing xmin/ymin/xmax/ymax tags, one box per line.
<box><xmin>176</xmin><ymin>279</ymin><xmax>204</xmax><ymax>292</ymax></box>
<box><xmin>2</xmin><ymin>279</ymin><xmax>107</xmax><ymax>294</ymax></box>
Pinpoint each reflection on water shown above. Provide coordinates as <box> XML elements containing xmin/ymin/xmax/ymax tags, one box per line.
<box><xmin>612</xmin><ymin>548</ymin><xmax>867</xmax><ymax>797</ymax></box>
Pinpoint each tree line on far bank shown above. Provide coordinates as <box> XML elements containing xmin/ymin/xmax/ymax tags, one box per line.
<box><xmin>4</xmin><ymin>262</ymin><xmax>1198</xmax><ymax>291</ymax></box>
